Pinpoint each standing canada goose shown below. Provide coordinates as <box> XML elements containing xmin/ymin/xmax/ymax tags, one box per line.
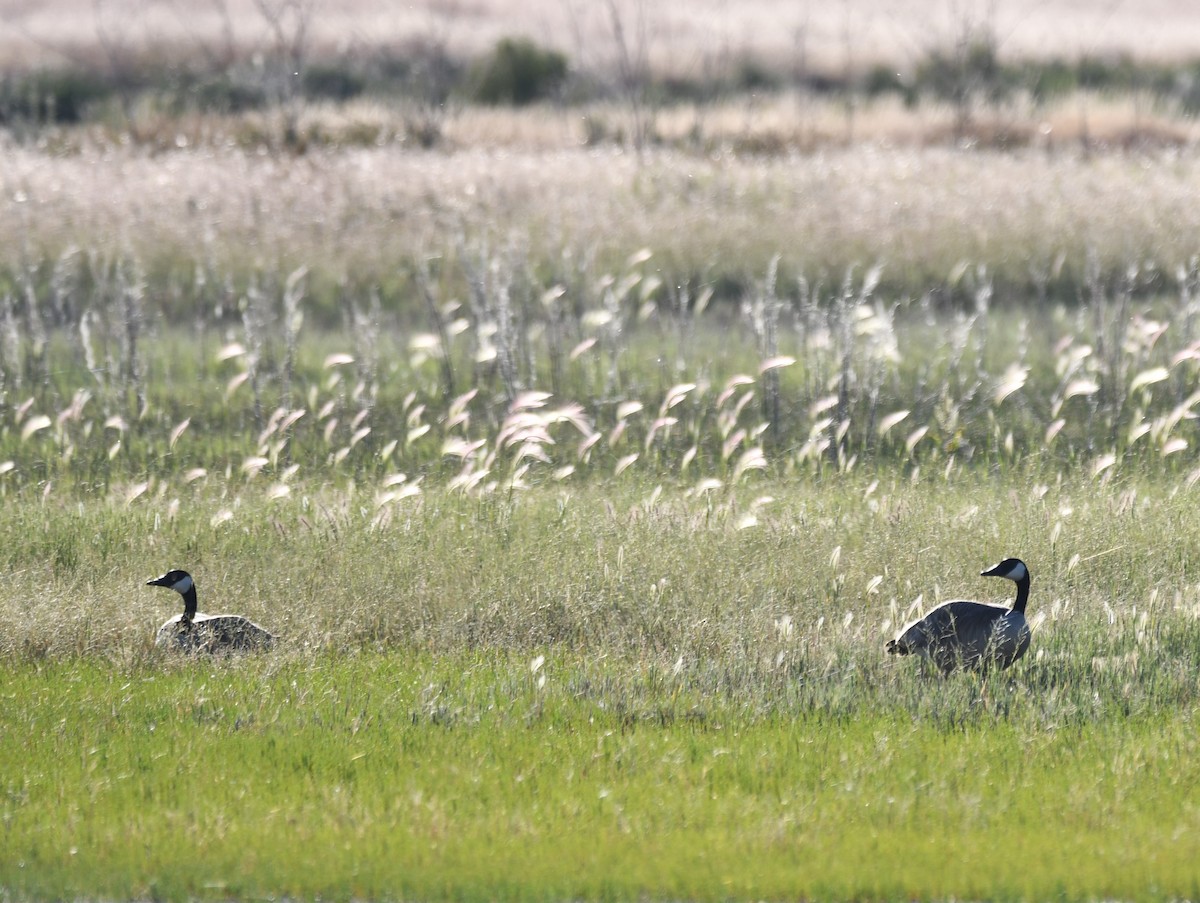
<box><xmin>147</xmin><ymin>569</ymin><xmax>276</xmax><ymax>652</ymax></box>
<box><xmin>886</xmin><ymin>558</ymin><xmax>1032</xmax><ymax>673</ymax></box>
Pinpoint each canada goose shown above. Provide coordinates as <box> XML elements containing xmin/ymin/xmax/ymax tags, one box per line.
<box><xmin>147</xmin><ymin>569</ymin><xmax>276</xmax><ymax>652</ymax></box>
<box><xmin>886</xmin><ymin>558</ymin><xmax>1031</xmax><ymax>673</ymax></box>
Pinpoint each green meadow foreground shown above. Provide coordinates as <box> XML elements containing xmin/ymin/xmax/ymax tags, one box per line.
<box><xmin>4</xmin><ymin>652</ymin><xmax>1199</xmax><ymax>901</ymax></box>
<box><xmin>2</xmin><ymin>475</ymin><xmax>1200</xmax><ymax>900</ymax></box>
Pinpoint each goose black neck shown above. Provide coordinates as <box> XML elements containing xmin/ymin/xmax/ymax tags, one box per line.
<box><xmin>181</xmin><ymin>585</ymin><xmax>198</xmax><ymax>620</ymax></box>
<box><xmin>1011</xmin><ymin>574</ymin><xmax>1030</xmax><ymax>614</ymax></box>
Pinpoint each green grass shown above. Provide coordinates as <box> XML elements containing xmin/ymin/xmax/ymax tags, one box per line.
<box><xmin>2</xmin><ymin>652</ymin><xmax>1198</xmax><ymax>901</ymax></box>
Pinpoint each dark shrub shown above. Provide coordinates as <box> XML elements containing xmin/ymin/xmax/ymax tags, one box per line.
<box><xmin>863</xmin><ymin>64</ymin><xmax>907</xmax><ymax>99</ymax></box>
<box><xmin>190</xmin><ymin>76</ymin><xmax>267</xmax><ymax>114</ymax></box>
<box><xmin>303</xmin><ymin>64</ymin><xmax>366</xmax><ymax>102</ymax></box>
<box><xmin>1026</xmin><ymin>59</ymin><xmax>1076</xmax><ymax>103</ymax></box>
<box><xmin>469</xmin><ymin>37</ymin><xmax>567</xmax><ymax>106</ymax></box>
<box><xmin>0</xmin><ymin>69</ymin><xmax>111</xmax><ymax>124</ymax></box>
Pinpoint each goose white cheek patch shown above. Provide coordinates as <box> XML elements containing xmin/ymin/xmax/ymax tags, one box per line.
<box><xmin>172</xmin><ymin>574</ymin><xmax>194</xmax><ymax>594</ymax></box>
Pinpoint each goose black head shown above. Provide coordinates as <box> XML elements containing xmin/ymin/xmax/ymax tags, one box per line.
<box><xmin>147</xmin><ymin>569</ymin><xmax>194</xmax><ymax>595</ymax></box>
<box><xmin>980</xmin><ymin>558</ymin><xmax>1029</xmax><ymax>582</ymax></box>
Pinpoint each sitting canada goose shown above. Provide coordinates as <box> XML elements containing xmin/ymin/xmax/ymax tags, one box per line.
<box><xmin>146</xmin><ymin>569</ymin><xmax>276</xmax><ymax>652</ymax></box>
<box><xmin>886</xmin><ymin>558</ymin><xmax>1032</xmax><ymax>673</ymax></box>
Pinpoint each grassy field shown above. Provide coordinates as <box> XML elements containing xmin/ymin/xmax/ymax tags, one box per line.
<box><xmin>2</xmin><ymin>474</ymin><xmax>1200</xmax><ymax>900</ymax></box>
<box><xmin>5</xmin><ymin>157</ymin><xmax>1200</xmax><ymax>902</ymax></box>
<box><xmin>2</xmin><ymin>300</ymin><xmax>1200</xmax><ymax>898</ymax></box>
<box><xmin>5</xmin><ymin>3</ymin><xmax>1200</xmax><ymax>900</ymax></box>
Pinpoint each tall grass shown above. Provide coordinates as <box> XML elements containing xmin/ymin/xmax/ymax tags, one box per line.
<box><xmin>2</xmin><ymin>470</ymin><xmax>1200</xmax><ymax>681</ymax></box>
<box><xmin>3</xmin><ymin>246</ymin><xmax>1200</xmax><ymax>499</ymax></box>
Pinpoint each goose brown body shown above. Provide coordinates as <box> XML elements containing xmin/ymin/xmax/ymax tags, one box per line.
<box><xmin>886</xmin><ymin>558</ymin><xmax>1032</xmax><ymax>673</ymax></box>
<box><xmin>147</xmin><ymin>570</ymin><xmax>276</xmax><ymax>652</ymax></box>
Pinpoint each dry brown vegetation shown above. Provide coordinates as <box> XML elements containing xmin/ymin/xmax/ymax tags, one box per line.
<box><xmin>3</xmin><ymin>1</ymin><xmax>1200</xmax><ymax>303</ymax></box>
<box><xmin>3</xmin><ymin>132</ymin><xmax>1200</xmax><ymax>299</ymax></box>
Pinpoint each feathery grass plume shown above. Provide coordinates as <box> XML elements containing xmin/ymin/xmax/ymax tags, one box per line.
<box><xmin>994</xmin><ymin>364</ymin><xmax>1028</xmax><ymax>404</ymax></box>
<box><xmin>904</xmin><ymin>425</ymin><xmax>930</xmax><ymax>456</ymax></box>
<box><xmin>721</xmin><ymin>428</ymin><xmax>746</xmax><ymax>463</ymax></box>
<box><xmin>1161</xmin><ymin>438</ymin><xmax>1188</xmax><ymax>456</ymax></box>
<box><xmin>731</xmin><ymin>446</ymin><xmax>767</xmax><ymax>482</ymax></box>
<box><xmin>1045</xmin><ymin>419</ymin><xmax>1066</xmax><ymax>445</ymax></box>
<box><xmin>461</xmin><ymin>239</ymin><xmax>526</xmax><ymax>405</ymax></box>
<box><xmin>569</xmin><ymin>338</ymin><xmax>597</xmax><ymax>360</ymax></box>
<box><xmin>577</xmin><ymin>432</ymin><xmax>602</xmax><ymax>462</ymax></box>
<box><xmin>1092</xmin><ymin>453</ymin><xmax>1117</xmax><ymax>478</ymax></box>
<box><xmin>689</xmin><ymin>478</ymin><xmax>722</xmax><ymax>496</ymax></box>
<box><xmin>242</xmin><ymin>457</ymin><xmax>270</xmax><ymax>479</ymax></box>
<box><xmin>278</xmin><ymin>265</ymin><xmax>308</xmax><ymax>407</ymax></box>
<box><xmin>20</xmin><ymin>414</ymin><xmax>51</xmax><ymax>442</ymax></box>
<box><xmin>323</xmin><ymin>419</ymin><xmax>340</xmax><ymax>445</ymax></box>
<box><xmin>1129</xmin><ymin>366</ymin><xmax>1169</xmax><ymax>393</ymax></box>
<box><xmin>445</xmin><ymin>389</ymin><xmax>478</xmax><ymax>431</ymax></box>
<box><xmin>876</xmin><ymin>409</ymin><xmax>909</xmax><ymax>440</ymax></box>
<box><xmin>124</xmin><ymin>481</ymin><xmax>149</xmax><ymax>506</ymax></box>
<box><xmin>225</xmin><ymin>370</ymin><xmax>251</xmax><ymax>399</ymax></box>
<box><xmin>644</xmin><ymin>416</ymin><xmax>677</xmax><ymax>453</ymax></box>
<box><xmin>680</xmin><ymin>445</ymin><xmax>697</xmax><ymax>471</ymax></box>
<box><xmin>238</xmin><ymin>277</ymin><xmax>273</xmax><ymax>431</ymax></box>
<box><xmin>743</xmin><ymin>256</ymin><xmax>784</xmax><ymax>443</ymax></box>
<box><xmin>659</xmin><ymin>384</ymin><xmax>697</xmax><ymax>416</ymax></box>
